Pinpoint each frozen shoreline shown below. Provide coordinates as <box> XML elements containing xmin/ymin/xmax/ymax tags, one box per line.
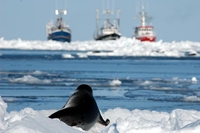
<box><xmin>1</xmin><ymin>97</ymin><xmax>200</xmax><ymax>133</ymax></box>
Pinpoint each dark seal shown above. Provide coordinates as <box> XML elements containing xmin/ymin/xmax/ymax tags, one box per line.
<box><xmin>49</xmin><ymin>84</ymin><xmax>110</xmax><ymax>130</ymax></box>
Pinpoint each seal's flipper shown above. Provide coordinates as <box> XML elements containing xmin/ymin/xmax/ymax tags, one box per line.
<box><xmin>49</xmin><ymin>107</ymin><xmax>79</xmax><ymax>119</ymax></box>
<box><xmin>98</xmin><ymin>114</ymin><xmax>110</xmax><ymax>126</ymax></box>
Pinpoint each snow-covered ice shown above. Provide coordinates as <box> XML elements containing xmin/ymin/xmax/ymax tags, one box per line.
<box><xmin>0</xmin><ymin>37</ymin><xmax>200</xmax><ymax>57</ymax></box>
<box><xmin>1</xmin><ymin>97</ymin><xmax>200</xmax><ymax>133</ymax></box>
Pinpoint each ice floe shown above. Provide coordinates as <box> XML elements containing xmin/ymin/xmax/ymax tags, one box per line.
<box><xmin>109</xmin><ymin>79</ymin><xmax>122</xmax><ymax>86</ymax></box>
<box><xmin>9</xmin><ymin>75</ymin><xmax>51</xmax><ymax>84</ymax></box>
<box><xmin>1</xmin><ymin>97</ymin><xmax>200</xmax><ymax>133</ymax></box>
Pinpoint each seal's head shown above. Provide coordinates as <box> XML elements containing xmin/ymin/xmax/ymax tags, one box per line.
<box><xmin>76</xmin><ymin>84</ymin><xmax>93</xmax><ymax>95</ymax></box>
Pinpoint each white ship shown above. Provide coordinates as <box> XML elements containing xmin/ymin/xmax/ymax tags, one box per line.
<box><xmin>134</xmin><ymin>5</ymin><xmax>156</xmax><ymax>42</ymax></box>
<box><xmin>94</xmin><ymin>0</ymin><xmax>121</xmax><ymax>41</ymax></box>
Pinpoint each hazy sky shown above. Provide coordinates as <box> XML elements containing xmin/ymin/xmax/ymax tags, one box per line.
<box><xmin>0</xmin><ymin>0</ymin><xmax>200</xmax><ymax>42</ymax></box>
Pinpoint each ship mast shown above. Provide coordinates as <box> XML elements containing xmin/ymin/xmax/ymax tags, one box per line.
<box><xmin>96</xmin><ymin>9</ymin><xmax>99</xmax><ymax>37</ymax></box>
<box><xmin>54</xmin><ymin>0</ymin><xmax>68</xmax><ymax>30</ymax></box>
<box><xmin>102</xmin><ymin>0</ymin><xmax>120</xmax><ymax>29</ymax></box>
<box><xmin>140</xmin><ymin>5</ymin><xmax>146</xmax><ymax>26</ymax></box>
<box><xmin>117</xmin><ymin>10</ymin><xmax>120</xmax><ymax>32</ymax></box>
<box><xmin>102</xmin><ymin>0</ymin><xmax>114</xmax><ymax>18</ymax></box>
<box><xmin>138</xmin><ymin>5</ymin><xmax>152</xmax><ymax>27</ymax></box>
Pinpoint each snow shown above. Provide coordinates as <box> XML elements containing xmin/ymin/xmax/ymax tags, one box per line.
<box><xmin>0</xmin><ymin>37</ymin><xmax>200</xmax><ymax>57</ymax></box>
<box><xmin>1</xmin><ymin>97</ymin><xmax>200</xmax><ymax>133</ymax></box>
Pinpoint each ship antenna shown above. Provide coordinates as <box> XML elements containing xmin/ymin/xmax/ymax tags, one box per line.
<box><xmin>117</xmin><ymin>10</ymin><xmax>120</xmax><ymax>32</ymax></box>
<box><xmin>55</xmin><ymin>0</ymin><xmax>58</xmax><ymax>11</ymax></box>
<box><xmin>54</xmin><ymin>0</ymin><xmax>67</xmax><ymax>17</ymax></box>
<box><xmin>96</xmin><ymin>9</ymin><xmax>99</xmax><ymax>37</ymax></box>
<box><xmin>112</xmin><ymin>0</ymin><xmax>115</xmax><ymax>15</ymax></box>
<box><xmin>102</xmin><ymin>0</ymin><xmax>104</xmax><ymax>15</ymax></box>
<box><xmin>65</xmin><ymin>0</ymin><xmax>67</xmax><ymax>10</ymax></box>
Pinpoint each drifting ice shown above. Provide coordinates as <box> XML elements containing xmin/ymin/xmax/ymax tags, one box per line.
<box><xmin>109</xmin><ymin>79</ymin><xmax>122</xmax><ymax>86</ymax></box>
<box><xmin>9</xmin><ymin>75</ymin><xmax>51</xmax><ymax>84</ymax></box>
<box><xmin>192</xmin><ymin>77</ymin><xmax>198</xmax><ymax>82</ymax></box>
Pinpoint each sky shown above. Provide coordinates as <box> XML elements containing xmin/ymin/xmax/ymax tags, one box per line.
<box><xmin>0</xmin><ymin>0</ymin><xmax>200</xmax><ymax>42</ymax></box>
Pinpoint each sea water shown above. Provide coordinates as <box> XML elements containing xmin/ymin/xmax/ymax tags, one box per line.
<box><xmin>1</xmin><ymin>49</ymin><xmax>200</xmax><ymax>113</ymax></box>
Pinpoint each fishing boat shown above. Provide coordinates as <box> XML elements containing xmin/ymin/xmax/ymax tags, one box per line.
<box><xmin>94</xmin><ymin>0</ymin><xmax>121</xmax><ymax>41</ymax></box>
<box><xmin>46</xmin><ymin>9</ymin><xmax>71</xmax><ymax>42</ymax></box>
<box><xmin>134</xmin><ymin>5</ymin><xmax>156</xmax><ymax>42</ymax></box>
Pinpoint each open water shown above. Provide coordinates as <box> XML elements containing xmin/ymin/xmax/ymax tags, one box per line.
<box><xmin>1</xmin><ymin>49</ymin><xmax>200</xmax><ymax>112</ymax></box>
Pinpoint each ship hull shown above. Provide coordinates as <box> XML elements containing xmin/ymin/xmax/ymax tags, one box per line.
<box><xmin>48</xmin><ymin>30</ymin><xmax>71</xmax><ymax>42</ymax></box>
<box><xmin>95</xmin><ymin>33</ymin><xmax>121</xmax><ymax>41</ymax></box>
<box><xmin>136</xmin><ymin>36</ymin><xmax>156</xmax><ymax>42</ymax></box>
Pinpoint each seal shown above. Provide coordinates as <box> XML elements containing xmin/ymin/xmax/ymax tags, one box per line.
<box><xmin>49</xmin><ymin>84</ymin><xmax>110</xmax><ymax>131</ymax></box>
